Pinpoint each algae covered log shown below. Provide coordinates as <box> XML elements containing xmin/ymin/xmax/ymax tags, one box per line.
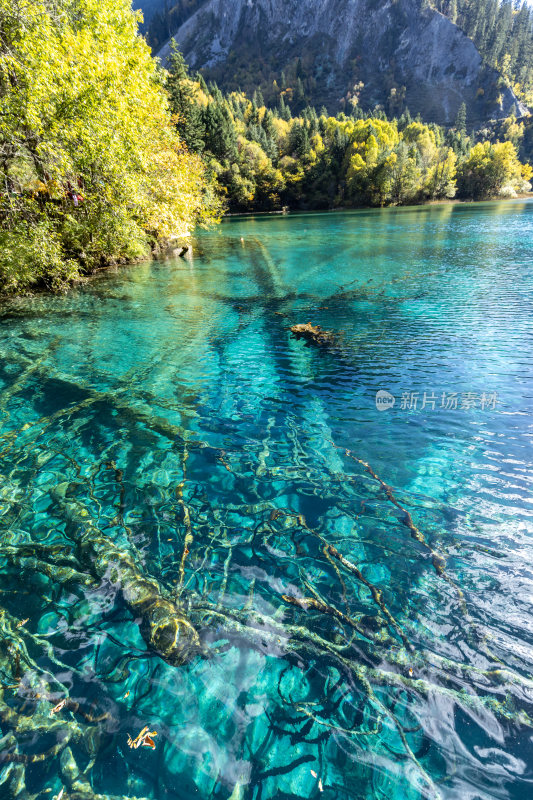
<box><xmin>50</xmin><ymin>484</ymin><xmax>201</xmax><ymax>666</ymax></box>
<box><xmin>0</xmin><ymin>610</ymin><xmax>115</xmax><ymax>800</ymax></box>
<box><xmin>290</xmin><ymin>322</ymin><xmax>336</xmax><ymax>347</ymax></box>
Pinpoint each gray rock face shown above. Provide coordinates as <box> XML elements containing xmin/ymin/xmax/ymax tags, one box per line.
<box><xmin>153</xmin><ymin>0</ymin><xmax>526</xmax><ymax>124</ymax></box>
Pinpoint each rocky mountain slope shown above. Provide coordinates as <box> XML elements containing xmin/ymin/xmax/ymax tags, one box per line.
<box><xmin>137</xmin><ymin>0</ymin><xmax>526</xmax><ymax>125</ymax></box>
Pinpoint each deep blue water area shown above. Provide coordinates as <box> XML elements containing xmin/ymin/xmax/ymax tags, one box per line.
<box><xmin>0</xmin><ymin>201</ymin><xmax>532</xmax><ymax>800</ymax></box>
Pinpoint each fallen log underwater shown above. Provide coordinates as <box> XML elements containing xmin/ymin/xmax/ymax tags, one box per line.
<box><xmin>2</xmin><ymin>466</ymin><xmax>533</xmax><ymax>800</ymax></box>
<box><xmin>50</xmin><ymin>483</ymin><xmax>202</xmax><ymax>666</ymax></box>
<box><xmin>290</xmin><ymin>322</ymin><xmax>337</xmax><ymax>348</ymax></box>
<box><xmin>0</xmin><ymin>607</ymin><xmax>151</xmax><ymax>800</ymax></box>
<box><xmin>1</xmin><ymin>328</ymin><xmax>533</xmax><ymax>800</ymax></box>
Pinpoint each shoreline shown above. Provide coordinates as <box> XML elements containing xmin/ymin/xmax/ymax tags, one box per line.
<box><xmin>1</xmin><ymin>195</ymin><xmax>532</xmax><ymax>301</ymax></box>
<box><xmin>223</xmin><ymin>193</ymin><xmax>533</xmax><ymax>218</ymax></box>
<box><xmin>425</xmin><ymin>192</ymin><xmax>533</xmax><ymax>205</ymax></box>
<box><xmin>222</xmin><ymin>193</ymin><xmax>533</xmax><ymax>219</ymax></box>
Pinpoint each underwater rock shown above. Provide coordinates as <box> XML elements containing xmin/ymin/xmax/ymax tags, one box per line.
<box><xmin>290</xmin><ymin>323</ymin><xmax>335</xmax><ymax>347</ymax></box>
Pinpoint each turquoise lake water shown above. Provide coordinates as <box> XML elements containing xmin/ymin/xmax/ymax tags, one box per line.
<box><xmin>0</xmin><ymin>201</ymin><xmax>532</xmax><ymax>800</ymax></box>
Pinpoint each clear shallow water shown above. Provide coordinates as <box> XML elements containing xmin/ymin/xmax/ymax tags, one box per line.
<box><xmin>0</xmin><ymin>201</ymin><xmax>532</xmax><ymax>800</ymax></box>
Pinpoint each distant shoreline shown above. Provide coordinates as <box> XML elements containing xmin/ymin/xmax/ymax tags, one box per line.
<box><xmin>223</xmin><ymin>193</ymin><xmax>533</xmax><ymax>219</ymax></box>
<box><xmin>425</xmin><ymin>192</ymin><xmax>533</xmax><ymax>205</ymax></box>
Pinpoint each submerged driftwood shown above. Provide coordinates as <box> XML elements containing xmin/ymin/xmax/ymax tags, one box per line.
<box><xmin>2</xmin><ymin>325</ymin><xmax>532</xmax><ymax>799</ymax></box>
<box><xmin>50</xmin><ymin>484</ymin><xmax>201</xmax><ymax>666</ymax></box>
<box><xmin>0</xmin><ymin>609</ymin><xmax>128</xmax><ymax>800</ymax></box>
<box><xmin>290</xmin><ymin>322</ymin><xmax>336</xmax><ymax>347</ymax></box>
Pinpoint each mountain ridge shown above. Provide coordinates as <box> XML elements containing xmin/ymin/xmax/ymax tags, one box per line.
<box><xmin>138</xmin><ymin>0</ymin><xmax>528</xmax><ymax>125</ymax></box>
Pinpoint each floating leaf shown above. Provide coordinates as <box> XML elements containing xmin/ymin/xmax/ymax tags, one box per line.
<box><xmin>51</xmin><ymin>699</ymin><xmax>67</xmax><ymax>715</ymax></box>
<box><xmin>127</xmin><ymin>726</ymin><xmax>158</xmax><ymax>750</ymax></box>
<box><xmin>143</xmin><ymin>735</ymin><xmax>157</xmax><ymax>749</ymax></box>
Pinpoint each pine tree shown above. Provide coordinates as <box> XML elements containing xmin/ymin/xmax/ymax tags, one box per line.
<box><xmin>455</xmin><ymin>102</ymin><xmax>467</xmax><ymax>134</ymax></box>
<box><xmin>166</xmin><ymin>42</ymin><xmax>205</xmax><ymax>153</ymax></box>
<box><xmin>203</xmin><ymin>102</ymin><xmax>237</xmax><ymax>162</ymax></box>
<box><xmin>279</xmin><ymin>95</ymin><xmax>291</xmax><ymax>121</ymax></box>
<box><xmin>330</xmin><ymin>126</ymin><xmax>349</xmax><ymax>171</ymax></box>
<box><xmin>253</xmin><ymin>88</ymin><xmax>265</xmax><ymax>107</ymax></box>
<box><xmin>198</xmin><ymin>73</ymin><xmax>208</xmax><ymax>94</ymax></box>
<box><xmin>248</xmin><ymin>101</ymin><xmax>260</xmax><ymax>127</ymax></box>
<box><xmin>289</xmin><ymin>122</ymin><xmax>310</xmax><ymax>159</ymax></box>
<box><xmin>262</xmin><ymin>110</ymin><xmax>279</xmax><ymax>161</ymax></box>
<box><xmin>442</xmin><ymin>0</ymin><xmax>533</xmax><ymax>96</ymax></box>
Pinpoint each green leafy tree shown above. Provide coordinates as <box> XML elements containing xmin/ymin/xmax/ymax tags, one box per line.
<box><xmin>457</xmin><ymin>140</ymin><xmax>532</xmax><ymax>198</ymax></box>
<box><xmin>388</xmin><ymin>142</ymin><xmax>422</xmax><ymax>204</ymax></box>
<box><xmin>424</xmin><ymin>148</ymin><xmax>458</xmax><ymax>198</ymax></box>
<box><xmin>0</xmin><ymin>0</ymin><xmax>219</xmax><ymax>293</ymax></box>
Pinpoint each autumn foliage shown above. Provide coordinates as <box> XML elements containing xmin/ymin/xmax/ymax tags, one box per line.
<box><xmin>0</xmin><ymin>0</ymin><xmax>220</xmax><ymax>293</ymax></box>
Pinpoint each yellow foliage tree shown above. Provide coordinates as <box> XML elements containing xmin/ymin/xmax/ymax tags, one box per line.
<box><xmin>0</xmin><ymin>0</ymin><xmax>219</xmax><ymax>293</ymax></box>
<box><xmin>458</xmin><ymin>141</ymin><xmax>532</xmax><ymax>199</ymax></box>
